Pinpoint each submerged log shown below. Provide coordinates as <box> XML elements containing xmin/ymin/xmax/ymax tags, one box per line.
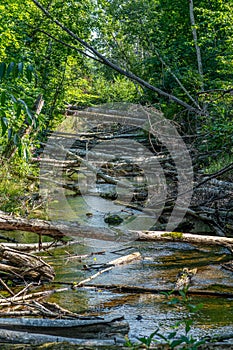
<box><xmin>81</xmin><ymin>283</ymin><xmax>233</xmax><ymax>298</ymax></box>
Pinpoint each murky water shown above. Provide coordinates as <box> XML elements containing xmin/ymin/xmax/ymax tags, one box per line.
<box><xmin>2</xmin><ymin>194</ymin><xmax>233</xmax><ymax>343</ymax></box>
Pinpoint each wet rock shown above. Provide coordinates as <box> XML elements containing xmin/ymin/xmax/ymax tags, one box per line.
<box><xmin>104</xmin><ymin>214</ymin><xmax>124</xmax><ymax>226</ymax></box>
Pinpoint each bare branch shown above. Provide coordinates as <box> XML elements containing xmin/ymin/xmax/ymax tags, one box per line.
<box><xmin>189</xmin><ymin>0</ymin><xmax>204</xmax><ymax>90</ymax></box>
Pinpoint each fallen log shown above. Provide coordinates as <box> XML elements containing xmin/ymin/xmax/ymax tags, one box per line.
<box><xmin>0</xmin><ymin>329</ymin><xmax>125</xmax><ymax>346</ymax></box>
<box><xmin>1</xmin><ymin>211</ymin><xmax>233</xmax><ymax>248</ymax></box>
<box><xmin>0</xmin><ymin>315</ymin><xmax>129</xmax><ymax>340</ymax></box>
<box><xmin>81</xmin><ymin>283</ymin><xmax>233</xmax><ymax>298</ymax></box>
<box><xmin>74</xmin><ymin>252</ymin><xmax>141</xmax><ymax>287</ymax></box>
<box><xmin>0</xmin><ymin>244</ymin><xmax>55</xmax><ymax>281</ymax></box>
<box><xmin>0</xmin><ymin>211</ymin><xmax>119</xmax><ymax>241</ymax></box>
<box><xmin>2</xmin><ymin>240</ymin><xmax>81</xmax><ymax>252</ymax></box>
<box><xmin>133</xmin><ymin>230</ymin><xmax>233</xmax><ymax>252</ymax></box>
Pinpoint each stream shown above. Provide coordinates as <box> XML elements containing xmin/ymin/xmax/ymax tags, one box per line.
<box><xmin>2</xmin><ymin>194</ymin><xmax>233</xmax><ymax>345</ymax></box>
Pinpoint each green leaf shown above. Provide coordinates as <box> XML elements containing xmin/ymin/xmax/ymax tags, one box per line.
<box><xmin>8</xmin><ymin>127</ymin><xmax>13</xmax><ymax>140</ymax></box>
<box><xmin>13</xmin><ymin>133</ymin><xmax>19</xmax><ymax>145</ymax></box>
<box><xmin>185</xmin><ymin>319</ymin><xmax>193</xmax><ymax>334</ymax></box>
<box><xmin>167</xmin><ymin>331</ymin><xmax>177</xmax><ymax>339</ymax></box>
<box><xmin>23</xmin><ymin>147</ymin><xmax>30</xmax><ymax>161</ymax></box>
<box><xmin>0</xmin><ymin>62</ymin><xmax>6</xmax><ymax>80</ymax></box>
<box><xmin>6</xmin><ymin>62</ymin><xmax>15</xmax><ymax>77</ymax></box>
<box><xmin>16</xmin><ymin>104</ymin><xmax>22</xmax><ymax>118</ymax></box>
<box><xmin>1</xmin><ymin>91</ymin><xmax>6</xmax><ymax>106</ymax></box>
<box><xmin>10</xmin><ymin>94</ymin><xmax>17</xmax><ymax>103</ymax></box>
<box><xmin>0</xmin><ymin>114</ymin><xmax>8</xmax><ymax>136</ymax></box>
<box><xmin>26</xmin><ymin>64</ymin><xmax>34</xmax><ymax>82</ymax></box>
<box><xmin>17</xmin><ymin>142</ymin><xmax>22</xmax><ymax>157</ymax></box>
<box><xmin>18</xmin><ymin>62</ymin><xmax>24</xmax><ymax>75</ymax></box>
<box><xmin>18</xmin><ymin>99</ymin><xmax>33</xmax><ymax>121</ymax></box>
<box><xmin>170</xmin><ymin>339</ymin><xmax>185</xmax><ymax>348</ymax></box>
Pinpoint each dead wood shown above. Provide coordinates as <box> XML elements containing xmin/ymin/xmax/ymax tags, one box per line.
<box><xmin>80</xmin><ymin>283</ymin><xmax>233</xmax><ymax>298</ymax></box>
<box><xmin>0</xmin><ymin>315</ymin><xmax>129</xmax><ymax>340</ymax></box>
<box><xmin>74</xmin><ymin>252</ymin><xmax>141</xmax><ymax>287</ymax></box>
<box><xmin>0</xmin><ymin>211</ymin><xmax>119</xmax><ymax>241</ymax></box>
<box><xmin>133</xmin><ymin>230</ymin><xmax>233</xmax><ymax>252</ymax></box>
<box><xmin>0</xmin><ymin>288</ymin><xmax>68</xmax><ymax>307</ymax></box>
<box><xmin>1</xmin><ymin>211</ymin><xmax>233</xmax><ymax>250</ymax></box>
<box><xmin>0</xmin><ymin>328</ymin><xmax>125</xmax><ymax>346</ymax></box>
<box><xmin>1</xmin><ymin>240</ymin><xmax>80</xmax><ymax>252</ymax></box>
<box><xmin>40</xmin><ymin>142</ymin><xmax>130</xmax><ymax>188</ymax></box>
<box><xmin>85</xmin><ymin>251</ymin><xmax>141</xmax><ymax>269</ymax></box>
<box><xmin>0</xmin><ymin>244</ymin><xmax>55</xmax><ymax>282</ymax></box>
<box><xmin>0</xmin><ymin>278</ymin><xmax>14</xmax><ymax>296</ymax></box>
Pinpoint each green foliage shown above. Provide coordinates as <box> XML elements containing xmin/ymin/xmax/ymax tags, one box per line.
<box><xmin>0</xmin><ymin>161</ymin><xmax>37</xmax><ymax>215</ymax></box>
<box><xmin>93</xmin><ymin>0</ymin><xmax>233</xmax><ymax>159</ymax></box>
<box><xmin>0</xmin><ymin>60</ymin><xmax>41</xmax><ymax>159</ymax></box>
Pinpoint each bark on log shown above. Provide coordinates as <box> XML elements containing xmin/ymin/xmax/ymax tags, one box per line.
<box><xmin>1</xmin><ymin>211</ymin><xmax>233</xmax><ymax>248</ymax></box>
<box><xmin>0</xmin><ymin>211</ymin><xmax>119</xmax><ymax>241</ymax></box>
<box><xmin>0</xmin><ymin>329</ymin><xmax>125</xmax><ymax>346</ymax></box>
<box><xmin>133</xmin><ymin>230</ymin><xmax>233</xmax><ymax>250</ymax></box>
<box><xmin>0</xmin><ymin>244</ymin><xmax>55</xmax><ymax>281</ymax></box>
<box><xmin>81</xmin><ymin>283</ymin><xmax>233</xmax><ymax>298</ymax></box>
<box><xmin>0</xmin><ymin>316</ymin><xmax>129</xmax><ymax>340</ymax></box>
<box><xmin>74</xmin><ymin>252</ymin><xmax>141</xmax><ymax>287</ymax></box>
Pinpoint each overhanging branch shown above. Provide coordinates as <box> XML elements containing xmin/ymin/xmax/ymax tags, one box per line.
<box><xmin>31</xmin><ymin>0</ymin><xmax>205</xmax><ymax>114</ymax></box>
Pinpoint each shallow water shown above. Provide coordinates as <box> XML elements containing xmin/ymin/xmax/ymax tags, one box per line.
<box><xmin>42</xmin><ymin>236</ymin><xmax>233</xmax><ymax>342</ymax></box>
<box><xmin>1</xmin><ymin>193</ymin><xmax>233</xmax><ymax>343</ymax></box>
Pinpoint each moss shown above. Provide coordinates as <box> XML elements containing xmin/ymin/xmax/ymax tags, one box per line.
<box><xmin>161</xmin><ymin>231</ymin><xmax>184</xmax><ymax>239</ymax></box>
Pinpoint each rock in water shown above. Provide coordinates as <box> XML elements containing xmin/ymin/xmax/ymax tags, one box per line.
<box><xmin>104</xmin><ymin>214</ymin><xmax>124</xmax><ymax>226</ymax></box>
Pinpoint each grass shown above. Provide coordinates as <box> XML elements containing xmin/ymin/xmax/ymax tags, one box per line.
<box><xmin>203</xmin><ymin>153</ymin><xmax>233</xmax><ymax>180</ymax></box>
<box><xmin>0</xmin><ymin>160</ymin><xmax>38</xmax><ymax>215</ymax></box>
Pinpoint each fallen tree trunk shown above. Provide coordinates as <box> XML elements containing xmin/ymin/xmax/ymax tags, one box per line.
<box><xmin>0</xmin><ymin>329</ymin><xmax>125</xmax><ymax>346</ymax></box>
<box><xmin>81</xmin><ymin>283</ymin><xmax>233</xmax><ymax>298</ymax></box>
<box><xmin>0</xmin><ymin>211</ymin><xmax>118</xmax><ymax>241</ymax></box>
<box><xmin>74</xmin><ymin>252</ymin><xmax>141</xmax><ymax>287</ymax></box>
<box><xmin>133</xmin><ymin>230</ymin><xmax>233</xmax><ymax>252</ymax></box>
<box><xmin>1</xmin><ymin>211</ymin><xmax>233</xmax><ymax>249</ymax></box>
<box><xmin>1</xmin><ymin>240</ymin><xmax>80</xmax><ymax>252</ymax></box>
<box><xmin>0</xmin><ymin>316</ymin><xmax>129</xmax><ymax>340</ymax></box>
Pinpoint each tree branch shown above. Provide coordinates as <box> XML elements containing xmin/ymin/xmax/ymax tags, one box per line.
<box><xmin>31</xmin><ymin>0</ymin><xmax>204</xmax><ymax>114</ymax></box>
<box><xmin>189</xmin><ymin>0</ymin><xmax>204</xmax><ymax>91</ymax></box>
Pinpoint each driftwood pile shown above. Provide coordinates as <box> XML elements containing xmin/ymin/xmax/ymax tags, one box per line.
<box><xmin>0</xmin><ymin>242</ymin><xmax>139</xmax><ymax>346</ymax></box>
<box><xmin>0</xmin><ymin>244</ymin><xmax>54</xmax><ymax>282</ymax></box>
<box><xmin>34</xmin><ymin>105</ymin><xmax>233</xmax><ymax>238</ymax></box>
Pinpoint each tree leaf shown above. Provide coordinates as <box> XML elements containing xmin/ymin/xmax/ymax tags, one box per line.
<box><xmin>8</xmin><ymin>127</ymin><xmax>13</xmax><ymax>140</ymax></box>
<box><xmin>0</xmin><ymin>62</ymin><xmax>6</xmax><ymax>80</ymax></box>
<box><xmin>26</xmin><ymin>64</ymin><xmax>34</xmax><ymax>82</ymax></box>
<box><xmin>18</xmin><ymin>62</ymin><xmax>24</xmax><ymax>75</ymax></box>
<box><xmin>0</xmin><ymin>114</ymin><xmax>8</xmax><ymax>136</ymax></box>
<box><xmin>18</xmin><ymin>99</ymin><xmax>33</xmax><ymax>121</ymax></box>
<box><xmin>13</xmin><ymin>133</ymin><xmax>19</xmax><ymax>145</ymax></box>
<box><xmin>6</xmin><ymin>62</ymin><xmax>15</xmax><ymax>77</ymax></box>
<box><xmin>1</xmin><ymin>91</ymin><xmax>6</xmax><ymax>106</ymax></box>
